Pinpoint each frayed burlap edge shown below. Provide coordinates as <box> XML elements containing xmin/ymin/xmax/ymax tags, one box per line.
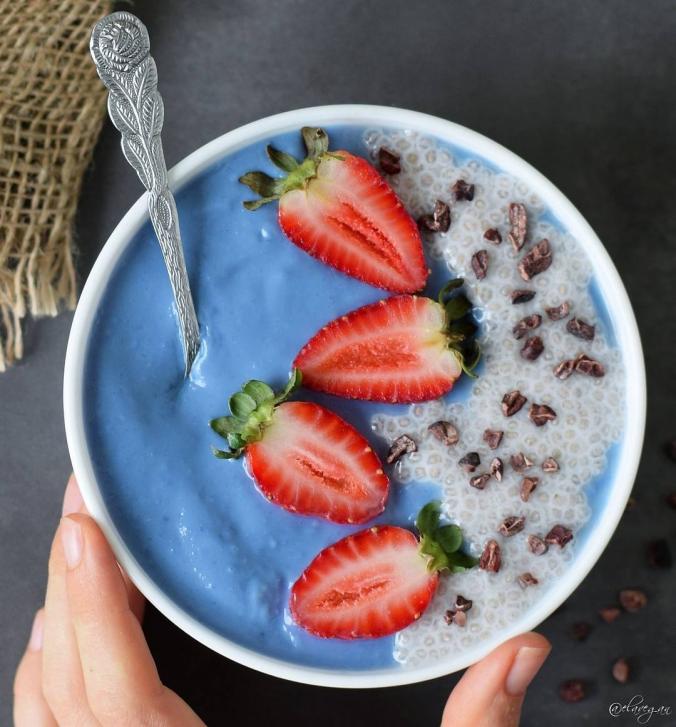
<box><xmin>0</xmin><ymin>0</ymin><xmax>111</xmax><ymax>371</ymax></box>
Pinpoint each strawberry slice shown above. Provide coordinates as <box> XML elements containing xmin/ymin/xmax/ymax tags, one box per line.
<box><xmin>293</xmin><ymin>279</ymin><xmax>481</xmax><ymax>403</ymax></box>
<box><xmin>210</xmin><ymin>370</ymin><xmax>388</xmax><ymax>524</ymax></box>
<box><xmin>290</xmin><ymin>502</ymin><xmax>477</xmax><ymax>639</ymax></box>
<box><xmin>239</xmin><ymin>127</ymin><xmax>428</xmax><ymax>293</ymax></box>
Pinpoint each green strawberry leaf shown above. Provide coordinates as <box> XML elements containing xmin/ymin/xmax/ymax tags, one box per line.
<box><xmin>415</xmin><ymin>500</ymin><xmax>441</xmax><ymax>538</ymax></box>
<box><xmin>445</xmin><ymin>295</ymin><xmax>472</xmax><ymax>322</ymax></box>
<box><xmin>415</xmin><ymin>501</ymin><xmax>477</xmax><ymax>575</ymax></box>
<box><xmin>211</xmin><ymin>446</ymin><xmax>239</xmax><ymax>459</ymax></box>
<box><xmin>447</xmin><ymin>551</ymin><xmax>479</xmax><ymax>573</ymax></box>
<box><xmin>210</xmin><ymin>415</ymin><xmax>240</xmax><ymax>439</ymax></box>
<box><xmin>437</xmin><ymin>278</ymin><xmax>465</xmax><ymax>306</ymax></box>
<box><xmin>273</xmin><ymin>368</ymin><xmax>302</xmax><ymax>404</ymax></box>
<box><xmin>301</xmin><ymin>126</ymin><xmax>329</xmax><ymax>159</ymax></box>
<box><xmin>419</xmin><ymin>536</ymin><xmax>449</xmax><ymax>573</ymax></box>
<box><xmin>243</xmin><ymin>380</ymin><xmax>275</xmax><ymax>405</ymax></box>
<box><xmin>229</xmin><ymin>392</ymin><xmax>257</xmax><ymax>419</ymax></box>
<box><xmin>435</xmin><ymin>524</ymin><xmax>463</xmax><ymax>554</ymax></box>
<box><xmin>266</xmin><ymin>145</ymin><xmax>299</xmax><ymax>172</ymax></box>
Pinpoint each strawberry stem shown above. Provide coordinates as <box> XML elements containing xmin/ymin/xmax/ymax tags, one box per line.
<box><xmin>415</xmin><ymin>501</ymin><xmax>478</xmax><ymax>574</ymax></box>
<box><xmin>210</xmin><ymin>369</ymin><xmax>302</xmax><ymax>459</ymax></box>
<box><xmin>436</xmin><ymin>279</ymin><xmax>482</xmax><ymax>378</ymax></box>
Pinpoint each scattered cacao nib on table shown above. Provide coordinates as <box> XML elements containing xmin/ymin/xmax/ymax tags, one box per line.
<box><xmin>517</xmin><ymin>572</ymin><xmax>539</xmax><ymax>588</ymax></box>
<box><xmin>542</xmin><ymin>456</ymin><xmax>559</xmax><ymax>473</ymax></box>
<box><xmin>625</xmin><ymin>496</ymin><xmax>637</xmax><ymax>511</ymax></box>
<box><xmin>502</xmin><ymin>390</ymin><xmax>527</xmax><ymax>416</ymax></box>
<box><xmin>619</xmin><ymin>589</ymin><xmax>648</xmax><ymax>613</ymax></box>
<box><xmin>529</xmin><ymin>403</ymin><xmax>557</xmax><ymax>426</ymax></box>
<box><xmin>458</xmin><ymin>451</ymin><xmax>481</xmax><ymax>473</ymax></box>
<box><xmin>612</xmin><ymin>658</ymin><xmax>630</xmax><ymax>684</ymax></box>
<box><xmin>511</xmin><ymin>289</ymin><xmax>536</xmax><ymax>304</ymax></box>
<box><xmin>571</xmin><ymin>622</ymin><xmax>593</xmax><ymax>642</ymax></box>
<box><xmin>428</xmin><ymin>420</ymin><xmax>459</xmax><ymax>446</ymax></box>
<box><xmin>511</xmin><ymin>452</ymin><xmax>534</xmax><ymax>472</ymax></box>
<box><xmin>521</xmin><ymin>335</ymin><xmax>544</xmax><ymax>361</ymax></box>
<box><xmin>513</xmin><ymin>313</ymin><xmax>542</xmax><ymax>339</ymax></box>
<box><xmin>469</xmin><ymin>473</ymin><xmax>491</xmax><ymax>490</ymax></box>
<box><xmin>665</xmin><ymin>492</ymin><xmax>676</xmax><ymax>509</ymax></box>
<box><xmin>419</xmin><ymin>199</ymin><xmax>451</xmax><ymax>233</ymax></box>
<box><xmin>483</xmin><ymin>227</ymin><xmax>502</xmax><ymax>244</ymax></box>
<box><xmin>518</xmin><ymin>238</ymin><xmax>553</xmax><ymax>280</ymax></box>
<box><xmin>566</xmin><ymin>317</ymin><xmax>595</xmax><ymax>341</ymax></box>
<box><xmin>452</xmin><ymin>179</ymin><xmax>475</xmax><ymax>201</ymax></box>
<box><xmin>647</xmin><ymin>539</ymin><xmax>672</xmax><ymax>568</ymax></box>
<box><xmin>665</xmin><ymin>438</ymin><xmax>676</xmax><ymax>461</ymax></box>
<box><xmin>546</xmin><ymin>301</ymin><xmax>570</xmax><ymax>320</ymax></box>
<box><xmin>483</xmin><ymin>428</ymin><xmax>504</xmax><ymax>449</ymax></box>
<box><xmin>479</xmin><ymin>540</ymin><xmax>501</xmax><ymax>572</ymax></box>
<box><xmin>559</xmin><ymin>679</ymin><xmax>586</xmax><ymax>703</ymax></box>
<box><xmin>545</xmin><ymin>524</ymin><xmax>573</xmax><ymax>547</ymax></box>
<box><xmin>598</xmin><ymin>606</ymin><xmax>621</xmax><ymax>624</ymax></box>
<box><xmin>508</xmin><ymin>202</ymin><xmax>528</xmax><ymax>252</ymax></box>
<box><xmin>498</xmin><ymin>515</ymin><xmax>526</xmax><ymax>537</ymax></box>
<box><xmin>527</xmin><ymin>534</ymin><xmax>548</xmax><ymax>555</ymax></box>
<box><xmin>520</xmin><ymin>476</ymin><xmax>540</xmax><ymax>502</ymax></box>
<box><xmin>377</xmin><ymin>147</ymin><xmax>401</xmax><ymax>175</ymax></box>
<box><xmin>471</xmin><ymin>249</ymin><xmax>489</xmax><ymax>280</ymax></box>
<box><xmin>490</xmin><ymin>457</ymin><xmax>503</xmax><ymax>481</ymax></box>
<box><xmin>386</xmin><ymin>434</ymin><xmax>417</xmax><ymax>464</ymax></box>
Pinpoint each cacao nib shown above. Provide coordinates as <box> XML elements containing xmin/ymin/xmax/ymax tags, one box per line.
<box><xmin>529</xmin><ymin>403</ymin><xmax>557</xmax><ymax>426</ymax></box>
<box><xmin>567</xmin><ymin>317</ymin><xmax>595</xmax><ymax>341</ymax></box>
<box><xmin>647</xmin><ymin>539</ymin><xmax>672</xmax><ymax>568</ymax></box>
<box><xmin>445</xmin><ymin>608</ymin><xmax>467</xmax><ymax>627</ymax></box>
<box><xmin>502</xmin><ymin>390</ymin><xmax>527</xmax><ymax>416</ymax></box>
<box><xmin>470</xmin><ymin>473</ymin><xmax>491</xmax><ymax>490</ymax></box>
<box><xmin>386</xmin><ymin>434</ymin><xmax>417</xmax><ymax>464</ymax></box>
<box><xmin>527</xmin><ymin>534</ymin><xmax>548</xmax><ymax>555</ymax></box>
<box><xmin>559</xmin><ymin>679</ymin><xmax>586</xmax><ymax>703</ymax></box>
<box><xmin>419</xmin><ymin>200</ymin><xmax>451</xmax><ymax>233</ymax></box>
<box><xmin>571</xmin><ymin>622</ymin><xmax>592</xmax><ymax>641</ymax></box>
<box><xmin>378</xmin><ymin>147</ymin><xmax>401</xmax><ymax>175</ymax></box>
<box><xmin>521</xmin><ymin>335</ymin><xmax>544</xmax><ymax>361</ymax></box>
<box><xmin>545</xmin><ymin>524</ymin><xmax>573</xmax><ymax>547</ymax></box>
<box><xmin>511</xmin><ymin>289</ymin><xmax>536</xmax><ymax>304</ymax></box>
<box><xmin>498</xmin><ymin>515</ymin><xmax>526</xmax><ymax>537</ymax></box>
<box><xmin>554</xmin><ymin>359</ymin><xmax>576</xmax><ymax>380</ymax></box>
<box><xmin>490</xmin><ymin>457</ymin><xmax>504</xmax><ymax>481</ymax></box>
<box><xmin>574</xmin><ymin>354</ymin><xmax>605</xmax><ymax>377</ymax></box>
<box><xmin>517</xmin><ymin>572</ymin><xmax>539</xmax><ymax>588</ymax></box>
<box><xmin>471</xmin><ymin>249</ymin><xmax>489</xmax><ymax>280</ymax></box>
<box><xmin>452</xmin><ymin>179</ymin><xmax>475</xmax><ymax>201</ymax></box>
<box><xmin>612</xmin><ymin>658</ymin><xmax>630</xmax><ymax>684</ymax></box>
<box><xmin>508</xmin><ymin>202</ymin><xmax>527</xmax><ymax>251</ymax></box>
<box><xmin>511</xmin><ymin>452</ymin><xmax>533</xmax><ymax>472</ymax></box>
<box><xmin>619</xmin><ymin>588</ymin><xmax>648</xmax><ymax>613</ymax></box>
<box><xmin>513</xmin><ymin>313</ymin><xmax>542</xmax><ymax>339</ymax></box>
<box><xmin>428</xmin><ymin>420</ymin><xmax>459</xmax><ymax>446</ymax></box>
<box><xmin>520</xmin><ymin>476</ymin><xmax>540</xmax><ymax>502</ymax></box>
<box><xmin>484</xmin><ymin>227</ymin><xmax>502</xmax><ymax>244</ymax></box>
<box><xmin>542</xmin><ymin>456</ymin><xmax>559</xmax><ymax>473</ymax></box>
<box><xmin>454</xmin><ymin>595</ymin><xmax>473</xmax><ymax>612</ymax></box>
<box><xmin>599</xmin><ymin>606</ymin><xmax>621</xmax><ymax>624</ymax></box>
<box><xmin>546</xmin><ymin>301</ymin><xmax>570</xmax><ymax>320</ymax></box>
<box><xmin>518</xmin><ymin>238</ymin><xmax>553</xmax><ymax>281</ymax></box>
<box><xmin>458</xmin><ymin>452</ymin><xmax>481</xmax><ymax>473</ymax></box>
<box><xmin>479</xmin><ymin>539</ymin><xmax>501</xmax><ymax>572</ymax></box>
<box><xmin>483</xmin><ymin>428</ymin><xmax>504</xmax><ymax>449</ymax></box>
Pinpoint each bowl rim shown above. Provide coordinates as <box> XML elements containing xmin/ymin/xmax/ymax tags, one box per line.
<box><xmin>64</xmin><ymin>104</ymin><xmax>646</xmax><ymax>689</ymax></box>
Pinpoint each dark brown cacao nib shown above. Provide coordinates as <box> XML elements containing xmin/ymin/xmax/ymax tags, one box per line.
<box><xmin>517</xmin><ymin>572</ymin><xmax>539</xmax><ymax>588</ymax></box>
<box><xmin>546</xmin><ymin>301</ymin><xmax>570</xmax><ymax>320</ymax></box>
<box><xmin>619</xmin><ymin>588</ymin><xmax>647</xmax><ymax>613</ymax></box>
<box><xmin>386</xmin><ymin>434</ymin><xmax>417</xmax><ymax>464</ymax></box>
<box><xmin>521</xmin><ymin>336</ymin><xmax>544</xmax><ymax>361</ymax></box>
<box><xmin>471</xmin><ymin>249</ymin><xmax>489</xmax><ymax>280</ymax></box>
<box><xmin>483</xmin><ymin>428</ymin><xmax>504</xmax><ymax>449</ymax></box>
<box><xmin>511</xmin><ymin>289</ymin><xmax>536</xmax><ymax>304</ymax></box>
<box><xmin>452</xmin><ymin>179</ymin><xmax>475</xmax><ymax>201</ymax></box>
<box><xmin>567</xmin><ymin>317</ymin><xmax>595</xmax><ymax>341</ymax></box>
<box><xmin>458</xmin><ymin>452</ymin><xmax>481</xmax><ymax>473</ymax></box>
<box><xmin>513</xmin><ymin>314</ymin><xmax>542</xmax><ymax>339</ymax></box>
<box><xmin>469</xmin><ymin>473</ymin><xmax>491</xmax><ymax>490</ymax></box>
<box><xmin>419</xmin><ymin>200</ymin><xmax>451</xmax><ymax>233</ymax></box>
<box><xmin>574</xmin><ymin>354</ymin><xmax>605</xmax><ymax>377</ymax></box>
<box><xmin>518</xmin><ymin>238</ymin><xmax>553</xmax><ymax>281</ymax></box>
<box><xmin>484</xmin><ymin>227</ymin><xmax>502</xmax><ymax>244</ymax></box>
<box><xmin>508</xmin><ymin>202</ymin><xmax>527</xmax><ymax>251</ymax></box>
<box><xmin>520</xmin><ymin>476</ymin><xmax>540</xmax><ymax>502</ymax></box>
<box><xmin>479</xmin><ymin>539</ymin><xmax>501</xmax><ymax>572</ymax></box>
<box><xmin>542</xmin><ymin>456</ymin><xmax>559</xmax><ymax>473</ymax></box>
<box><xmin>511</xmin><ymin>452</ymin><xmax>533</xmax><ymax>472</ymax></box>
<box><xmin>527</xmin><ymin>534</ymin><xmax>548</xmax><ymax>555</ymax></box>
<box><xmin>378</xmin><ymin>147</ymin><xmax>401</xmax><ymax>174</ymax></box>
<box><xmin>498</xmin><ymin>515</ymin><xmax>525</xmax><ymax>537</ymax></box>
<box><xmin>559</xmin><ymin>679</ymin><xmax>586</xmax><ymax>703</ymax></box>
<box><xmin>428</xmin><ymin>420</ymin><xmax>459</xmax><ymax>446</ymax></box>
<box><xmin>502</xmin><ymin>390</ymin><xmax>527</xmax><ymax>416</ymax></box>
<box><xmin>554</xmin><ymin>359</ymin><xmax>576</xmax><ymax>380</ymax></box>
<box><xmin>545</xmin><ymin>524</ymin><xmax>573</xmax><ymax>547</ymax></box>
<box><xmin>490</xmin><ymin>457</ymin><xmax>504</xmax><ymax>481</ymax></box>
<box><xmin>529</xmin><ymin>403</ymin><xmax>557</xmax><ymax>426</ymax></box>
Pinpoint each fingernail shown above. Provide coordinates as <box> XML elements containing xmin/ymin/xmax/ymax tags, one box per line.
<box><xmin>28</xmin><ymin>610</ymin><xmax>44</xmax><ymax>652</ymax></box>
<box><xmin>62</xmin><ymin>476</ymin><xmax>83</xmax><ymax>516</ymax></box>
<box><xmin>60</xmin><ymin>517</ymin><xmax>83</xmax><ymax>570</ymax></box>
<box><xmin>505</xmin><ymin>645</ymin><xmax>550</xmax><ymax>696</ymax></box>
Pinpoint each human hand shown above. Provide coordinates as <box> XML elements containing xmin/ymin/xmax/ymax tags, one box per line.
<box><xmin>13</xmin><ymin>475</ymin><xmax>205</xmax><ymax>726</ymax></box>
<box><xmin>441</xmin><ymin>631</ymin><xmax>551</xmax><ymax>726</ymax></box>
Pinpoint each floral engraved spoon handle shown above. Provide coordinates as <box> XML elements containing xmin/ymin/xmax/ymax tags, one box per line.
<box><xmin>90</xmin><ymin>11</ymin><xmax>200</xmax><ymax>375</ymax></box>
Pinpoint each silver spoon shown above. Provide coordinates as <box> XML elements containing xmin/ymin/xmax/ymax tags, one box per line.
<box><xmin>90</xmin><ymin>11</ymin><xmax>200</xmax><ymax>375</ymax></box>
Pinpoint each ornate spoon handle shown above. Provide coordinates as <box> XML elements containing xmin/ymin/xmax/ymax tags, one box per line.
<box><xmin>90</xmin><ymin>11</ymin><xmax>200</xmax><ymax>375</ymax></box>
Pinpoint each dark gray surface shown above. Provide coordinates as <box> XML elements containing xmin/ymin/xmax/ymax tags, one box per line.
<box><xmin>2</xmin><ymin>1</ymin><xmax>676</xmax><ymax>724</ymax></box>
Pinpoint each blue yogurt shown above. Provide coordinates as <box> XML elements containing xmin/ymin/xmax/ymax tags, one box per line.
<box><xmin>84</xmin><ymin>125</ymin><xmax>620</xmax><ymax>670</ymax></box>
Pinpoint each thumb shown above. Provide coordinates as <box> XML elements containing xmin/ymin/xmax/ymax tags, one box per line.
<box><xmin>441</xmin><ymin>632</ymin><xmax>551</xmax><ymax>727</ymax></box>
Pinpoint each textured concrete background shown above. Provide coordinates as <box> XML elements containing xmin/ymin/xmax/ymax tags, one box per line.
<box><xmin>2</xmin><ymin>1</ymin><xmax>676</xmax><ymax>724</ymax></box>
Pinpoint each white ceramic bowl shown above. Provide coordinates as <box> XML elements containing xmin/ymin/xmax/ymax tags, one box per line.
<box><xmin>64</xmin><ymin>105</ymin><xmax>646</xmax><ymax>688</ymax></box>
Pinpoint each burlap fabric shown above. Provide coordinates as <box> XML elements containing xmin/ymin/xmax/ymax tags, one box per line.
<box><xmin>0</xmin><ymin>0</ymin><xmax>111</xmax><ymax>371</ymax></box>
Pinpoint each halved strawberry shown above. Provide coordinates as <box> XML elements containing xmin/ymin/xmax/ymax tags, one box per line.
<box><xmin>239</xmin><ymin>127</ymin><xmax>428</xmax><ymax>293</ymax></box>
<box><xmin>290</xmin><ymin>502</ymin><xmax>477</xmax><ymax>639</ymax></box>
<box><xmin>210</xmin><ymin>370</ymin><xmax>388</xmax><ymax>524</ymax></box>
<box><xmin>293</xmin><ymin>279</ymin><xmax>480</xmax><ymax>403</ymax></box>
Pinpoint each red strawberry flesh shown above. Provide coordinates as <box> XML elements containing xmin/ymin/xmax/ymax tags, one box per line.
<box><xmin>246</xmin><ymin>401</ymin><xmax>388</xmax><ymax>524</ymax></box>
<box><xmin>290</xmin><ymin>525</ymin><xmax>438</xmax><ymax>639</ymax></box>
<box><xmin>294</xmin><ymin>295</ymin><xmax>463</xmax><ymax>402</ymax></box>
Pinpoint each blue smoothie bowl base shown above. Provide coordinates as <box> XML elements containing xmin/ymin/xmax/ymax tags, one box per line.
<box><xmin>84</xmin><ymin>125</ymin><xmax>623</xmax><ymax>671</ymax></box>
